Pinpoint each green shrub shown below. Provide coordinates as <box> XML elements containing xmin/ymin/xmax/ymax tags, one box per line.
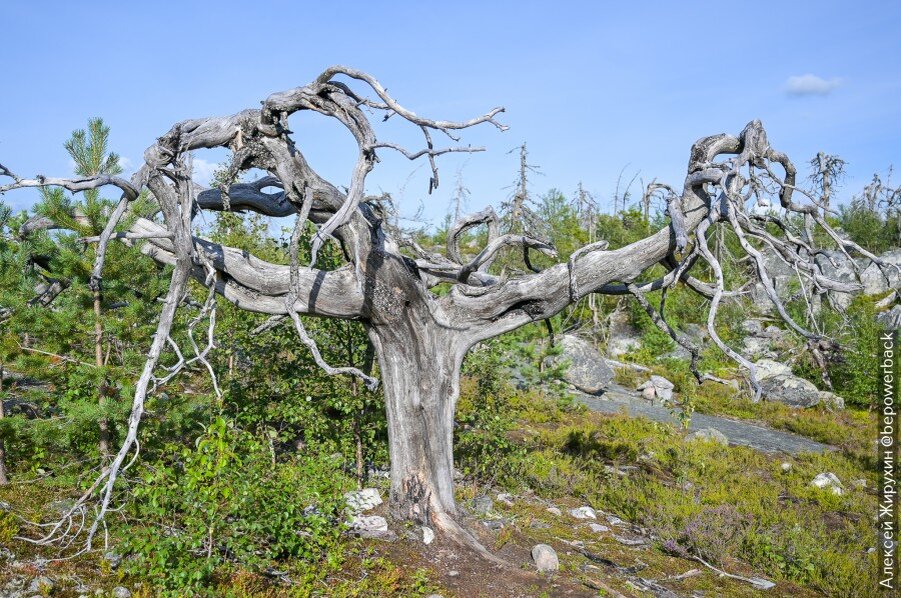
<box><xmin>121</xmin><ymin>417</ymin><xmax>347</xmax><ymax>595</ymax></box>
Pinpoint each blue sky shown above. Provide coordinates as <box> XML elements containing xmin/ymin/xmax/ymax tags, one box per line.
<box><xmin>2</xmin><ymin>1</ymin><xmax>899</xmax><ymax>226</ymax></box>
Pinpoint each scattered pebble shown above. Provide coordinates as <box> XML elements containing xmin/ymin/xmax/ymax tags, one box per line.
<box><xmin>781</xmin><ymin>462</ymin><xmax>792</xmax><ymax>472</ymax></box>
<box><xmin>113</xmin><ymin>587</ymin><xmax>133</xmax><ymax>598</ymax></box>
<box><xmin>588</xmin><ymin>523</ymin><xmax>610</xmax><ymax>533</ymax></box>
<box><xmin>546</xmin><ymin>506</ymin><xmax>562</xmax><ymax>516</ymax></box>
<box><xmin>422</xmin><ymin>526</ymin><xmax>435</xmax><ymax>545</ymax></box>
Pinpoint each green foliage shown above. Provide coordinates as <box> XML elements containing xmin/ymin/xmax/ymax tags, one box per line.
<box><xmin>122</xmin><ymin>416</ymin><xmax>347</xmax><ymax>594</ymax></box>
<box><xmin>456</xmin><ymin>342</ymin><xmax>525</xmax><ymax>486</ymax></box>
<box><xmin>829</xmin><ymin>296</ymin><xmax>884</xmax><ymax>408</ymax></box>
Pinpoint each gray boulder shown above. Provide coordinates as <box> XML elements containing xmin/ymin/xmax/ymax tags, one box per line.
<box><xmin>818</xmin><ymin>391</ymin><xmax>845</xmax><ymax>410</ymax></box>
<box><xmin>349</xmin><ymin>515</ymin><xmax>388</xmax><ymax>532</ymax></box>
<box><xmin>570</xmin><ymin>506</ymin><xmax>597</xmax><ymax>520</ymax></box>
<box><xmin>861</xmin><ymin>250</ymin><xmax>901</xmax><ymax>295</ymax></box>
<box><xmin>531</xmin><ymin>544</ymin><xmax>559</xmax><ymax>572</ymax></box>
<box><xmin>754</xmin><ymin>359</ymin><xmax>792</xmax><ymax>380</ymax></box>
<box><xmin>760</xmin><ymin>374</ymin><xmax>821</xmax><ymax>408</ymax></box>
<box><xmin>742</xmin><ymin>324</ymin><xmax>787</xmax><ymax>359</ymax></box>
<box><xmin>348</xmin><ymin>515</ymin><xmax>395</xmax><ymax>540</ymax></box>
<box><xmin>605</xmin><ymin>311</ymin><xmax>641</xmax><ymax>357</ymax></box>
<box><xmin>685</xmin><ymin>427</ymin><xmax>729</xmax><ymax>446</ymax></box>
<box><xmin>552</xmin><ymin>335</ymin><xmax>614</xmax><ymax>394</ymax></box>
<box><xmin>878</xmin><ymin>305</ymin><xmax>901</xmax><ymax>330</ymax></box>
<box><xmin>344</xmin><ymin>488</ymin><xmax>383</xmax><ymax>513</ymax></box>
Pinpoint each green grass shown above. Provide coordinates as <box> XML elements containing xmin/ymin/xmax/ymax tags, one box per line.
<box><xmin>498</xmin><ymin>391</ymin><xmax>882</xmax><ymax>596</ymax></box>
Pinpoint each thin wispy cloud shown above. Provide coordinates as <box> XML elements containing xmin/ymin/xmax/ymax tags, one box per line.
<box><xmin>190</xmin><ymin>157</ymin><xmax>220</xmax><ymax>186</ymax></box>
<box><xmin>784</xmin><ymin>74</ymin><xmax>843</xmax><ymax>97</ymax></box>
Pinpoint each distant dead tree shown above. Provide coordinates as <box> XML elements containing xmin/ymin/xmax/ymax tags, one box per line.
<box><xmin>0</xmin><ymin>66</ymin><xmax>894</xmax><ymax>556</ymax></box>
<box><xmin>808</xmin><ymin>152</ymin><xmax>846</xmax><ymax>217</ymax></box>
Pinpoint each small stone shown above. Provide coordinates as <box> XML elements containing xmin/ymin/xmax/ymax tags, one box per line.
<box><xmin>343</xmin><ymin>488</ymin><xmax>383</xmax><ymax>513</ymax></box>
<box><xmin>531</xmin><ymin>543</ymin><xmax>559</xmax><ymax>572</ymax></box>
<box><xmin>685</xmin><ymin>427</ymin><xmax>729</xmax><ymax>446</ymax></box>
<box><xmin>546</xmin><ymin>506</ymin><xmax>562</xmax><ymax>516</ymax></box>
<box><xmin>0</xmin><ymin>501</ymin><xmax>11</xmax><ymax>511</ymax></box>
<box><xmin>113</xmin><ymin>587</ymin><xmax>132</xmax><ymax>598</ymax></box>
<box><xmin>588</xmin><ymin>523</ymin><xmax>610</xmax><ymax>533</ymax></box>
<box><xmin>448</xmin><ymin>570</ymin><xmax>460</xmax><ymax>577</ymax></box>
<box><xmin>27</xmin><ymin>577</ymin><xmax>55</xmax><ymax>594</ymax></box>
<box><xmin>852</xmin><ymin>479</ymin><xmax>867</xmax><ymax>488</ymax></box>
<box><xmin>637</xmin><ymin>375</ymin><xmax>675</xmax><ymax>403</ymax></box>
<box><xmin>422</xmin><ymin>526</ymin><xmax>435</xmax><ymax>545</ymax></box>
<box><xmin>749</xmin><ymin>578</ymin><xmax>776</xmax><ymax>590</ymax></box>
<box><xmin>570</xmin><ymin>506</ymin><xmax>597</xmax><ymax>519</ymax></box>
<box><xmin>104</xmin><ymin>550</ymin><xmax>122</xmax><ymax>568</ymax></box>
<box><xmin>471</xmin><ymin>495</ymin><xmax>494</xmax><ymax>515</ymax></box>
<box><xmin>348</xmin><ymin>514</ymin><xmax>389</xmax><ymax>537</ymax></box>
<box><xmin>496</xmin><ymin>493</ymin><xmax>514</xmax><ymax>506</ymax></box>
<box><xmin>781</xmin><ymin>462</ymin><xmax>792</xmax><ymax>472</ymax></box>
<box><xmin>482</xmin><ymin>518</ymin><xmax>507</xmax><ymax>530</ymax></box>
<box><xmin>818</xmin><ymin>391</ymin><xmax>846</xmax><ymax>410</ymax></box>
<box><xmin>811</xmin><ymin>472</ymin><xmax>844</xmax><ymax>495</ymax></box>
<box><xmin>613</xmin><ymin>535</ymin><xmax>648</xmax><ymax>546</ymax></box>
<box><xmin>606</xmin><ymin>514</ymin><xmax>626</xmax><ymax>526</ymax></box>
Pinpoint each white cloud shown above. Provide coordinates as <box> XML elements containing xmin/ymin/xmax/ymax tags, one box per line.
<box><xmin>190</xmin><ymin>157</ymin><xmax>220</xmax><ymax>186</ymax></box>
<box><xmin>784</xmin><ymin>74</ymin><xmax>843</xmax><ymax>97</ymax></box>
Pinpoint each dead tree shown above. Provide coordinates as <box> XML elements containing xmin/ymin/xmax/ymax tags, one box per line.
<box><xmin>0</xmin><ymin>66</ymin><xmax>895</xmax><ymax>554</ymax></box>
<box><xmin>808</xmin><ymin>152</ymin><xmax>846</xmax><ymax>218</ymax></box>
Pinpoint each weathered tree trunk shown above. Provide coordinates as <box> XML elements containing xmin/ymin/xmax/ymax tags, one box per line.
<box><xmin>94</xmin><ymin>290</ymin><xmax>110</xmax><ymax>458</ymax></box>
<box><xmin>369</xmin><ymin>319</ymin><xmax>461</xmax><ymax>527</ymax></box>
